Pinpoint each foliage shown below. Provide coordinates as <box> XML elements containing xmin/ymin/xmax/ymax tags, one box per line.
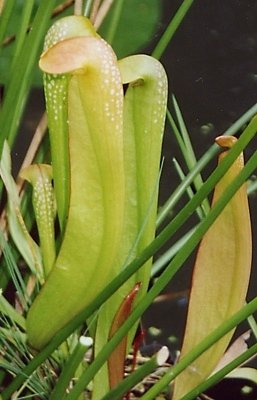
<box><xmin>0</xmin><ymin>1</ymin><xmax>257</xmax><ymax>399</ymax></box>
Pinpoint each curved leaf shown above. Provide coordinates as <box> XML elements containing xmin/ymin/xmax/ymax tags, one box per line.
<box><xmin>26</xmin><ymin>20</ymin><xmax>125</xmax><ymax>350</ymax></box>
<box><xmin>173</xmin><ymin>136</ymin><xmax>252</xmax><ymax>399</ymax></box>
<box><xmin>20</xmin><ymin>164</ymin><xmax>55</xmax><ymax>278</ymax></box>
<box><xmin>92</xmin><ymin>53</ymin><xmax>167</xmax><ymax>398</ymax></box>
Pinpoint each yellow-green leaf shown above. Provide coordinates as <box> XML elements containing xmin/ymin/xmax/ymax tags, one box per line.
<box><xmin>0</xmin><ymin>141</ymin><xmax>43</xmax><ymax>279</ymax></box>
<box><xmin>41</xmin><ymin>16</ymin><xmax>99</xmax><ymax>233</ymax></box>
<box><xmin>26</xmin><ymin>19</ymin><xmax>125</xmax><ymax>350</ymax></box>
<box><xmin>20</xmin><ymin>164</ymin><xmax>55</xmax><ymax>278</ymax></box>
<box><xmin>92</xmin><ymin>54</ymin><xmax>167</xmax><ymax>399</ymax></box>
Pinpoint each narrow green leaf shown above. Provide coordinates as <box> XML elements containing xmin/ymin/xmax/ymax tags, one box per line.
<box><xmin>9</xmin><ymin>0</ymin><xmax>35</xmax><ymax>78</ymax></box>
<box><xmin>100</xmin><ymin>0</ymin><xmax>125</xmax><ymax>45</ymax></box>
<box><xmin>152</xmin><ymin>0</ymin><xmax>196</xmax><ymax>60</ymax></box>
<box><xmin>102</xmin><ymin>346</ymin><xmax>169</xmax><ymax>400</ymax></box>
<box><xmin>50</xmin><ymin>336</ymin><xmax>93</xmax><ymax>400</ymax></box>
<box><xmin>0</xmin><ymin>230</ymin><xmax>29</xmax><ymax>311</ymax></box>
<box><xmin>173</xmin><ymin>158</ymin><xmax>204</xmax><ymax>220</ymax></box>
<box><xmin>0</xmin><ymin>0</ymin><xmax>15</xmax><ymax>46</ymax></box>
<box><xmin>0</xmin><ymin>0</ymin><xmax>56</xmax><ymax>157</ymax></box>
<box><xmin>172</xmin><ymin>95</ymin><xmax>210</xmax><ymax>215</ymax></box>
<box><xmin>0</xmin><ymin>289</ymin><xmax>26</xmax><ymax>330</ymax></box>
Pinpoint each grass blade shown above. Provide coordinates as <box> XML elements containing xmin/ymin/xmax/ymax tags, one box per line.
<box><xmin>0</xmin><ymin>0</ymin><xmax>15</xmax><ymax>46</ymax></box>
<box><xmin>0</xmin><ymin>0</ymin><xmax>56</xmax><ymax>156</ymax></box>
<box><xmin>152</xmin><ymin>0</ymin><xmax>196</xmax><ymax>60</ymax></box>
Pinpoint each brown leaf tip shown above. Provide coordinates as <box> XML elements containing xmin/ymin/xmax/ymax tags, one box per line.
<box><xmin>215</xmin><ymin>135</ymin><xmax>237</xmax><ymax>149</ymax></box>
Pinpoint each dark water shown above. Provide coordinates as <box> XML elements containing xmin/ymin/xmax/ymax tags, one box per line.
<box><xmin>162</xmin><ymin>0</ymin><xmax>257</xmax><ymax>138</ymax></box>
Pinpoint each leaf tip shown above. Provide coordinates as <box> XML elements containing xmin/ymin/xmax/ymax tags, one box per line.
<box><xmin>215</xmin><ymin>135</ymin><xmax>237</xmax><ymax>149</ymax></box>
